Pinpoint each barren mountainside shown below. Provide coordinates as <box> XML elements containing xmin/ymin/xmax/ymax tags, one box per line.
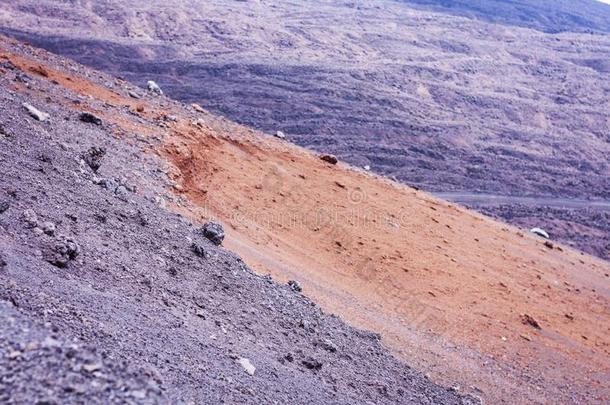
<box><xmin>0</xmin><ymin>37</ymin><xmax>471</xmax><ymax>404</ymax></box>
<box><xmin>1</xmin><ymin>33</ymin><xmax>609</xmax><ymax>404</ymax></box>
<box><xmin>1</xmin><ymin>0</ymin><xmax>609</xmax><ymax>259</ymax></box>
<box><xmin>1</xmin><ymin>1</ymin><xmax>610</xmax><ymax>403</ymax></box>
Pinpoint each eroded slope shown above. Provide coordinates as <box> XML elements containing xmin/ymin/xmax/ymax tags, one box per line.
<box><xmin>0</xmin><ymin>37</ymin><xmax>469</xmax><ymax>404</ymax></box>
<box><xmin>1</xmin><ymin>35</ymin><xmax>608</xmax><ymax>404</ymax></box>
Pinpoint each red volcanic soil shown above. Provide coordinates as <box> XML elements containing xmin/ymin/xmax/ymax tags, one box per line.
<box><xmin>161</xmin><ymin>120</ymin><xmax>610</xmax><ymax>403</ymax></box>
<box><xmin>2</xmin><ymin>37</ymin><xmax>609</xmax><ymax>403</ymax></box>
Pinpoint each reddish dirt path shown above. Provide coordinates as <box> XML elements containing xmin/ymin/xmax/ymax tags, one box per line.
<box><xmin>5</xmin><ymin>41</ymin><xmax>609</xmax><ymax>403</ymax></box>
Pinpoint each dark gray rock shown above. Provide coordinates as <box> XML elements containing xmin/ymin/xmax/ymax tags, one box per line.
<box><xmin>79</xmin><ymin>112</ymin><xmax>103</xmax><ymax>126</ymax></box>
<box><xmin>0</xmin><ymin>200</ymin><xmax>9</xmax><ymax>214</ymax></box>
<box><xmin>320</xmin><ymin>154</ymin><xmax>338</xmax><ymax>165</ymax></box>
<box><xmin>83</xmin><ymin>147</ymin><xmax>106</xmax><ymax>173</ymax></box>
<box><xmin>201</xmin><ymin>221</ymin><xmax>225</xmax><ymax>246</ymax></box>
<box><xmin>191</xmin><ymin>242</ymin><xmax>211</xmax><ymax>259</ymax></box>
<box><xmin>302</xmin><ymin>357</ymin><xmax>323</xmax><ymax>371</ymax></box>
<box><xmin>287</xmin><ymin>280</ymin><xmax>302</xmax><ymax>292</ymax></box>
<box><xmin>44</xmin><ymin>235</ymin><xmax>80</xmax><ymax>268</ymax></box>
<box><xmin>41</xmin><ymin>221</ymin><xmax>56</xmax><ymax>236</ymax></box>
<box><xmin>114</xmin><ymin>185</ymin><xmax>129</xmax><ymax>201</ymax></box>
<box><xmin>319</xmin><ymin>338</ymin><xmax>338</xmax><ymax>353</ymax></box>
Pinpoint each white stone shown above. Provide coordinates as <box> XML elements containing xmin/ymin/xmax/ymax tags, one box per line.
<box><xmin>238</xmin><ymin>357</ymin><xmax>256</xmax><ymax>376</ymax></box>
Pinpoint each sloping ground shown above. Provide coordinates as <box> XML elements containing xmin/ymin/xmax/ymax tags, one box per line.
<box><xmin>1</xmin><ymin>36</ymin><xmax>609</xmax><ymax>404</ymax></box>
<box><xmin>2</xmin><ymin>0</ymin><xmax>610</xmax><ymax>260</ymax></box>
<box><xmin>162</xmin><ymin>123</ymin><xmax>610</xmax><ymax>403</ymax></box>
<box><xmin>0</xmin><ymin>38</ymin><xmax>469</xmax><ymax>404</ymax></box>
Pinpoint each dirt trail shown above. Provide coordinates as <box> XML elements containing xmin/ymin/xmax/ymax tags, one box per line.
<box><xmin>435</xmin><ymin>192</ymin><xmax>610</xmax><ymax>210</ymax></box>
<box><xmin>4</xmin><ymin>39</ymin><xmax>609</xmax><ymax>403</ymax></box>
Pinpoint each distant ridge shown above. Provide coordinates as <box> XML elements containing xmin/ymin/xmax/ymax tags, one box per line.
<box><xmin>400</xmin><ymin>0</ymin><xmax>610</xmax><ymax>33</ymax></box>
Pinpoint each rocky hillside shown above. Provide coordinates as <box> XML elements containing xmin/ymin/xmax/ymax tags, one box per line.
<box><xmin>0</xmin><ymin>37</ymin><xmax>472</xmax><ymax>404</ymax></box>
<box><xmin>2</xmin><ymin>34</ymin><xmax>608</xmax><ymax>404</ymax></box>
<box><xmin>1</xmin><ymin>0</ymin><xmax>609</xmax><ymax>259</ymax></box>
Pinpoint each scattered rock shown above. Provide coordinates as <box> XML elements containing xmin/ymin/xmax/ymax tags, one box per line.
<box><xmin>22</xmin><ymin>102</ymin><xmax>49</xmax><ymax>122</ymax></box>
<box><xmin>193</xmin><ymin>119</ymin><xmax>206</xmax><ymax>128</ymax></box>
<box><xmin>521</xmin><ymin>314</ymin><xmax>541</xmax><ymax>330</ymax></box>
<box><xmin>237</xmin><ymin>358</ymin><xmax>256</xmax><ymax>376</ymax></box>
<box><xmin>530</xmin><ymin>227</ymin><xmax>549</xmax><ymax>239</ymax></box>
<box><xmin>299</xmin><ymin>319</ymin><xmax>314</xmax><ymax>332</ymax></box>
<box><xmin>22</xmin><ymin>209</ymin><xmax>38</xmax><ymax>228</ymax></box>
<box><xmin>114</xmin><ymin>185</ymin><xmax>129</xmax><ymax>201</ymax></box>
<box><xmin>29</xmin><ymin>65</ymin><xmax>49</xmax><ymax>77</ymax></box>
<box><xmin>191</xmin><ymin>242</ymin><xmax>211</xmax><ymax>259</ymax></box>
<box><xmin>320</xmin><ymin>154</ymin><xmax>338</xmax><ymax>165</ymax></box>
<box><xmin>319</xmin><ymin>339</ymin><xmax>338</xmax><ymax>353</ymax></box>
<box><xmin>15</xmin><ymin>73</ymin><xmax>30</xmax><ymax>84</ymax></box>
<box><xmin>79</xmin><ymin>112</ymin><xmax>102</xmax><ymax>126</ymax></box>
<box><xmin>0</xmin><ymin>200</ymin><xmax>9</xmax><ymax>214</ymax></box>
<box><xmin>544</xmin><ymin>241</ymin><xmax>554</xmax><ymax>249</ymax></box>
<box><xmin>82</xmin><ymin>363</ymin><xmax>102</xmax><ymax>373</ymax></box>
<box><xmin>191</xmin><ymin>103</ymin><xmax>205</xmax><ymax>113</ymax></box>
<box><xmin>274</xmin><ymin>130</ymin><xmax>286</xmax><ymax>139</ymax></box>
<box><xmin>95</xmin><ymin>177</ymin><xmax>134</xmax><ymax>201</ymax></box>
<box><xmin>287</xmin><ymin>280</ymin><xmax>302</xmax><ymax>292</ymax></box>
<box><xmin>302</xmin><ymin>357</ymin><xmax>323</xmax><ymax>371</ymax></box>
<box><xmin>128</xmin><ymin>90</ymin><xmax>141</xmax><ymax>99</ymax></box>
<box><xmin>147</xmin><ymin>80</ymin><xmax>163</xmax><ymax>95</ymax></box>
<box><xmin>83</xmin><ymin>147</ymin><xmax>106</xmax><ymax>173</ymax></box>
<box><xmin>363</xmin><ymin>165</ymin><xmax>371</xmax><ymax>171</ymax></box>
<box><xmin>201</xmin><ymin>222</ymin><xmax>225</xmax><ymax>246</ymax></box>
<box><xmin>44</xmin><ymin>235</ymin><xmax>80</xmax><ymax>268</ymax></box>
<box><xmin>0</xmin><ymin>60</ymin><xmax>16</xmax><ymax>71</ymax></box>
<box><xmin>41</xmin><ymin>221</ymin><xmax>56</xmax><ymax>236</ymax></box>
<box><xmin>129</xmin><ymin>390</ymin><xmax>147</xmax><ymax>400</ymax></box>
<box><xmin>0</xmin><ymin>255</ymin><xmax>6</xmax><ymax>269</ymax></box>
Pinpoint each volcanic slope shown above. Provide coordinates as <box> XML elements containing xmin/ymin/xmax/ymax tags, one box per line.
<box><xmin>2</xmin><ymin>0</ymin><xmax>610</xmax><ymax>260</ymax></box>
<box><xmin>0</xmin><ymin>37</ymin><xmax>470</xmax><ymax>405</ymax></box>
<box><xmin>1</xmin><ymin>36</ymin><xmax>609</xmax><ymax>404</ymax></box>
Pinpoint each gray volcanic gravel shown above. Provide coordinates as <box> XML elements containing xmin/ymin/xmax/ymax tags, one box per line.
<box><xmin>0</xmin><ymin>44</ymin><xmax>473</xmax><ymax>404</ymax></box>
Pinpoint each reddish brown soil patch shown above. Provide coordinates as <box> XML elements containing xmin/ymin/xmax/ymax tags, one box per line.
<box><xmin>162</xmin><ymin>128</ymin><xmax>610</xmax><ymax>403</ymax></box>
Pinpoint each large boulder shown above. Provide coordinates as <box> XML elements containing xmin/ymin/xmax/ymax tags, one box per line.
<box><xmin>201</xmin><ymin>221</ymin><xmax>225</xmax><ymax>246</ymax></box>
